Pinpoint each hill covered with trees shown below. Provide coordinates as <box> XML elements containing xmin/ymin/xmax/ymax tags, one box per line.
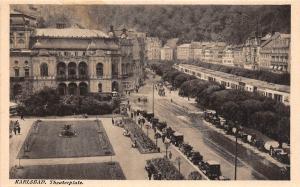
<box><xmin>12</xmin><ymin>5</ymin><xmax>290</xmax><ymax>44</ymax></box>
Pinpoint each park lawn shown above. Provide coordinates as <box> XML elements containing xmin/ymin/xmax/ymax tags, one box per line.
<box><xmin>18</xmin><ymin>120</ymin><xmax>114</xmax><ymax>159</ymax></box>
<box><xmin>10</xmin><ymin>162</ymin><xmax>126</xmax><ymax>180</ymax></box>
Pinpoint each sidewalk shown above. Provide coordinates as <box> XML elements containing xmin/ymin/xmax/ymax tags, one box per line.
<box><xmin>9</xmin><ymin>117</ymin><xmax>164</xmax><ymax>180</ymax></box>
<box><xmin>130</xmin><ymin>111</ymin><xmax>208</xmax><ymax>180</ymax></box>
<box><xmin>156</xmin><ymin>86</ymin><xmax>288</xmax><ymax>168</ymax></box>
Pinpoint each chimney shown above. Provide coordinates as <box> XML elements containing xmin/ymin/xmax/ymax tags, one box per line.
<box><xmin>121</xmin><ymin>28</ymin><xmax>128</xmax><ymax>39</ymax></box>
<box><xmin>108</xmin><ymin>25</ymin><xmax>115</xmax><ymax>37</ymax></box>
<box><xmin>122</xmin><ymin>28</ymin><xmax>127</xmax><ymax>35</ymax></box>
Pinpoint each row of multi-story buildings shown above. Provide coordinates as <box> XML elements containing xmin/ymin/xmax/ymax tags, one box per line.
<box><xmin>157</xmin><ymin>32</ymin><xmax>291</xmax><ymax>74</ymax></box>
<box><xmin>10</xmin><ymin>9</ymin><xmax>147</xmax><ymax>99</ymax></box>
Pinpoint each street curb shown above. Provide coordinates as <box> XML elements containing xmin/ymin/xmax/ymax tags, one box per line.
<box><xmin>170</xmin><ymin>144</ymin><xmax>210</xmax><ymax>180</ymax></box>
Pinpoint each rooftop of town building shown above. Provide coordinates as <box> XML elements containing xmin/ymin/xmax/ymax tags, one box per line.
<box><xmin>179</xmin><ymin>63</ymin><xmax>290</xmax><ymax>93</ymax></box>
<box><xmin>33</xmin><ymin>27</ymin><xmax>110</xmax><ymax>38</ymax></box>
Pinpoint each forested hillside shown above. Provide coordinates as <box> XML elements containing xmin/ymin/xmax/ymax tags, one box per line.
<box><xmin>12</xmin><ymin>5</ymin><xmax>290</xmax><ymax>44</ymax></box>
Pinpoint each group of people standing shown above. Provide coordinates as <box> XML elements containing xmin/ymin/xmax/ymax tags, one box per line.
<box><xmin>10</xmin><ymin>120</ymin><xmax>21</xmax><ymax>137</ymax></box>
<box><xmin>9</xmin><ymin>115</ymin><xmax>25</xmax><ymax>137</ymax></box>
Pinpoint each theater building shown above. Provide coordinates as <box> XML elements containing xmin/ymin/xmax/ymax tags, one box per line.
<box><xmin>10</xmin><ymin>10</ymin><xmax>139</xmax><ymax>99</ymax></box>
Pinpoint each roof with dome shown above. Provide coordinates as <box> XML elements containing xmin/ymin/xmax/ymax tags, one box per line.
<box><xmin>34</xmin><ymin>28</ymin><xmax>110</xmax><ymax>38</ymax></box>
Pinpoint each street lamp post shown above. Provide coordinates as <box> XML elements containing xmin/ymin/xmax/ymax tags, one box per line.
<box><xmin>234</xmin><ymin>132</ymin><xmax>238</xmax><ymax>180</ymax></box>
<box><xmin>154</xmin><ymin>132</ymin><xmax>160</xmax><ymax>148</ymax></box>
<box><xmin>175</xmin><ymin>157</ymin><xmax>182</xmax><ymax>173</ymax></box>
<box><xmin>152</xmin><ymin>83</ymin><xmax>155</xmax><ymax>117</ymax></box>
<box><xmin>164</xmin><ymin>142</ymin><xmax>170</xmax><ymax>158</ymax></box>
<box><xmin>145</xmin><ymin>124</ymin><xmax>150</xmax><ymax>137</ymax></box>
<box><xmin>234</xmin><ymin>123</ymin><xmax>239</xmax><ymax>180</ymax></box>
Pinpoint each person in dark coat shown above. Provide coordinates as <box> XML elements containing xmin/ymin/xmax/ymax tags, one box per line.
<box><xmin>169</xmin><ymin>151</ymin><xmax>173</xmax><ymax>159</ymax></box>
<box><xmin>112</xmin><ymin>118</ymin><xmax>115</xmax><ymax>125</ymax></box>
<box><xmin>162</xmin><ymin>134</ymin><xmax>166</xmax><ymax>143</ymax></box>
<box><xmin>16</xmin><ymin>125</ymin><xmax>21</xmax><ymax>134</ymax></box>
<box><xmin>20</xmin><ymin>114</ymin><xmax>24</xmax><ymax>120</ymax></box>
<box><xmin>13</xmin><ymin>125</ymin><xmax>17</xmax><ymax>135</ymax></box>
<box><xmin>145</xmin><ymin>165</ymin><xmax>152</xmax><ymax>180</ymax></box>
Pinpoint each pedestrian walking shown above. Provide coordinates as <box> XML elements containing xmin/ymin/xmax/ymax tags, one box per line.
<box><xmin>145</xmin><ymin>165</ymin><xmax>152</xmax><ymax>180</ymax></box>
<box><xmin>128</xmin><ymin>91</ymin><xmax>131</xmax><ymax>95</ymax></box>
<box><xmin>148</xmin><ymin>171</ymin><xmax>152</xmax><ymax>180</ymax></box>
<box><xmin>162</xmin><ymin>134</ymin><xmax>166</xmax><ymax>143</ymax></box>
<box><xmin>20</xmin><ymin>114</ymin><xmax>24</xmax><ymax>120</ymax></box>
<box><xmin>17</xmin><ymin>125</ymin><xmax>21</xmax><ymax>135</ymax></box>
<box><xmin>13</xmin><ymin>125</ymin><xmax>17</xmax><ymax>135</ymax></box>
<box><xmin>169</xmin><ymin>151</ymin><xmax>173</xmax><ymax>159</ymax></box>
<box><xmin>112</xmin><ymin>118</ymin><xmax>115</xmax><ymax>125</ymax></box>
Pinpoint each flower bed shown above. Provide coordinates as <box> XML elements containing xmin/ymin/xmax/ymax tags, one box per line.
<box><xmin>124</xmin><ymin>118</ymin><xmax>158</xmax><ymax>154</ymax></box>
<box><xmin>146</xmin><ymin>158</ymin><xmax>184</xmax><ymax>180</ymax></box>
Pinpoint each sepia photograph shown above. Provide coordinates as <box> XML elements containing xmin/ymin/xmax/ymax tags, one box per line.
<box><xmin>5</xmin><ymin>2</ymin><xmax>293</xmax><ymax>183</ymax></box>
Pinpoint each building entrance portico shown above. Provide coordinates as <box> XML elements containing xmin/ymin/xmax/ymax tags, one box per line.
<box><xmin>58</xmin><ymin>81</ymin><xmax>89</xmax><ymax>96</ymax></box>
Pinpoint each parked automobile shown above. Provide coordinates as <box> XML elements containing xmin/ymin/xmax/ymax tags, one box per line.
<box><xmin>179</xmin><ymin>143</ymin><xmax>193</xmax><ymax>156</ymax></box>
<box><xmin>144</xmin><ymin>112</ymin><xmax>154</xmax><ymax>122</ymax></box>
<box><xmin>204</xmin><ymin>110</ymin><xmax>217</xmax><ymax>122</ymax></box>
<box><xmin>188</xmin><ymin>151</ymin><xmax>203</xmax><ymax>165</ymax></box>
<box><xmin>170</xmin><ymin>131</ymin><xmax>184</xmax><ymax>146</ymax></box>
<box><xmin>156</xmin><ymin>121</ymin><xmax>167</xmax><ymax>132</ymax></box>
<box><xmin>202</xmin><ymin>160</ymin><xmax>222</xmax><ymax>180</ymax></box>
<box><xmin>165</xmin><ymin>127</ymin><xmax>175</xmax><ymax>139</ymax></box>
<box><xmin>272</xmin><ymin>148</ymin><xmax>289</xmax><ymax>164</ymax></box>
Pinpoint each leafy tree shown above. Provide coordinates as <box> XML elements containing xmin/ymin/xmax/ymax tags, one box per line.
<box><xmin>13</xmin><ymin>5</ymin><xmax>290</xmax><ymax>45</ymax></box>
<box><xmin>173</xmin><ymin>73</ymin><xmax>195</xmax><ymax>88</ymax></box>
<box><xmin>240</xmin><ymin>99</ymin><xmax>263</xmax><ymax>126</ymax></box>
<box><xmin>221</xmin><ymin>101</ymin><xmax>244</xmax><ymax>122</ymax></box>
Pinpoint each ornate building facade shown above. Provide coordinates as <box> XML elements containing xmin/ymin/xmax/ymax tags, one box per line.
<box><xmin>259</xmin><ymin>32</ymin><xmax>290</xmax><ymax>73</ymax></box>
<box><xmin>10</xmin><ymin>10</ymin><xmax>142</xmax><ymax>99</ymax></box>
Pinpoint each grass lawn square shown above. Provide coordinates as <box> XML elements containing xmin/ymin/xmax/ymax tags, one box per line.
<box><xmin>17</xmin><ymin>120</ymin><xmax>114</xmax><ymax>159</ymax></box>
<box><xmin>10</xmin><ymin>162</ymin><xmax>126</xmax><ymax>180</ymax></box>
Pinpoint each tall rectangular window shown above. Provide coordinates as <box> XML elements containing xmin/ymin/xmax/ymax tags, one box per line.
<box><xmin>15</xmin><ymin>69</ymin><xmax>19</xmax><ymax>77</ymax></box>
<box><xmin>25</xmin><ymin>69</ymin><xmax>29</xmax><ymax>77</ymax></box>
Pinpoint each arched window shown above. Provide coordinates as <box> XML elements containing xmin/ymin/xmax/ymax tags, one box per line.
<box><xmin>58</xmin><ymin>83</ymin><xmax>67</xmax><ymax>96</ymax></box>
<box><xmin>18</xmin><ymin>39</ymin><xmax>25</xmax><ymax>44</ymax></box>
<box><xmin>68</xmin><ymin>62</ymin><xmax>77</xmax><ymax>78</ymax></box>
<box><xmin>96</xmin><ymin>63</ymin><xmax>103</xmax><ymax>77</ymax></box>
<box><xmin>68</xmin><ymin>83</ymin><xmax>77</xmax><ymax>95</ymax></box>
<box><xmin>79</xmin><ymin>82</ymin><xmax>88</xmax><ymax>95</ymax></box>
<box><xmin>79</xmin><ymin>62</ymin><xmax>88</xmax><ymax>76</ymax></box>
<box><xmin>98</xmin><ymin>83</ymin><xmax>102</xmax><ymax>93</ymax></box>
<box><xmin>57</xmin><ymin>62</ymin><xmax>66</xmax><ymax>76</ymax></box>
<box><xmin>40</xmin><ymin>63</ymin><xmax>48</xmax><ymax>77</ymax></box>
